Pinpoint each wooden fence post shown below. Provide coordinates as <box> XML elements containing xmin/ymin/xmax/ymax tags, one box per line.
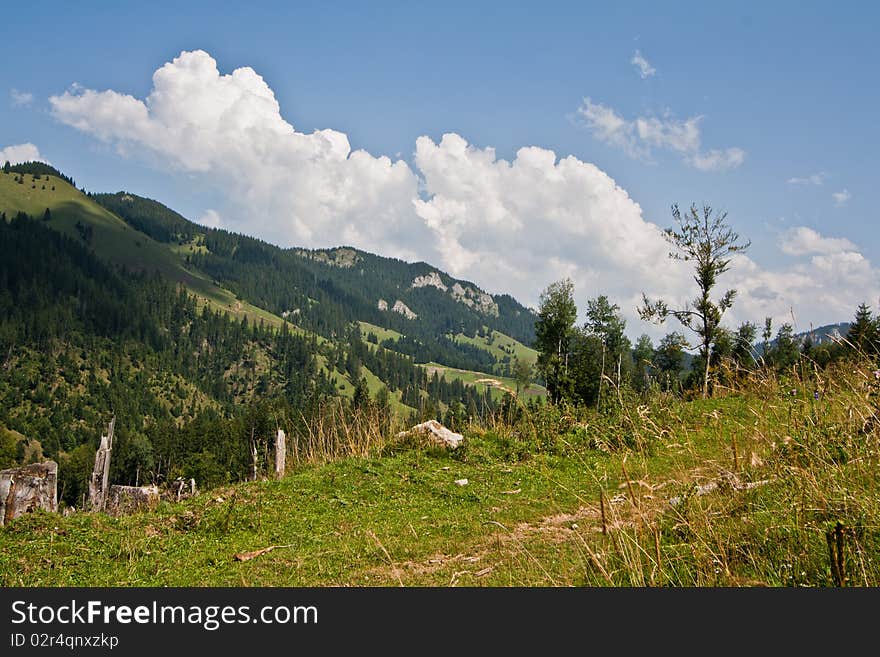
<box><xmin>275</xmin><ymin>429</ymin><xmax>286</xmax><ymax>479</ymax></box>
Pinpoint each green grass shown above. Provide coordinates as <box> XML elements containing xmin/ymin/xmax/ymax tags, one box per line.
<box><xmin>0</xmin><ymin>424</ymin><xmax>642</xmax><ymax>586</ymax></box>
<box><xmin>3</xmin><ymin>359</ymin><xmax>877</xmax><ymax>586</ymax></box>
<box><xmin>358</xmin><ymin>321</ymin><xmax>404</xmax><ymax>344</ymax></box>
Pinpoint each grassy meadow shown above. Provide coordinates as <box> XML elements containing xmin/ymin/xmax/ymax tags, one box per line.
<box><xmin>1</xmin><ymin>358</ymin><xmax>877</xmax><ymax>587</ymax></box>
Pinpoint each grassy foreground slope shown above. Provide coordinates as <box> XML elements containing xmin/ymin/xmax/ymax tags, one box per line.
<box><xmin>2</xmin><ymin>360</ymin><xmax>876</xmax><ymax>586</ymax></box>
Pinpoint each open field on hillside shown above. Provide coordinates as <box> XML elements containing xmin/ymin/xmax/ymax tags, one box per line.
<box><xmin>358</xmin><ymin>321</ymin><xmax>404</xmax><ymax>344</ymax></box>
<box><xmin>424</xmin><ymin>363</ymin><xmax>547</xmax><ymax>402</ymax></box>
<box><xmin>452</xmin><ymin>329</ymin><xmax>539</xmax><ymax>367</ymax></box>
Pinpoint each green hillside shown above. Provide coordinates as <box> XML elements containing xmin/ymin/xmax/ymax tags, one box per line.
<box><xmin>0</xmin><ymin>171</ymin><xmax>285</xmax><ymax>329</ymax></box>
<box><xmin>358</xmin><ymin>321</ymin><xmax>404</xmax><ymax>344</ymax></box>
<box><xmin>0</xmin><ymin>162</ymin><xmax>538</xmax><ymax>516</ymax></box>
<box><xmin>451</xmin><ymin>328</ymin><xmax>538</xmax><ymax>374</ymax></box>
<box><xmin>90</xmin><ymin>191</ymin><xmax>536</xmax><ymax>375</ymax></box>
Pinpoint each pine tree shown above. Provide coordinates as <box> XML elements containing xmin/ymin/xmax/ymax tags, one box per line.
<box><xmin>352</xmin><ymin>376</ymin><xmax>370</xmax><ymax>409</ymax></box>
<box><xmin>847</xmin><ymin>303</ymin><xmax>879</xmax><ymax>354</ymax></box>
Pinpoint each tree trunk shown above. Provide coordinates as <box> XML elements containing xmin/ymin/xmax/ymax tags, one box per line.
<box><xmin>702</xmin><ymin>346</ymin><xmax>711</xmax><ymax>399</ymax></box>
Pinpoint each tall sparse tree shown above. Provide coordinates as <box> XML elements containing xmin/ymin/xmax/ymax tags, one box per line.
<box><xmin>639</xmin><ymin>203</ymin><xmax>750</xmax><ymax>398</ymax></box>
<box><xmin>534</xmin><ymin>279</ymin><xmax>578</xmax><ymax>404</ymax></box>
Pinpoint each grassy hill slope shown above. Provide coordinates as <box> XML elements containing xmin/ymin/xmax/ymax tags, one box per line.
<box><xmin>2</xmin><ymin>360</ymin><xmax>876</xmax><ymax>586</ymax></box>
<box><xmin>0</xmin><ymin>171</ymin><xmax>285</xmax><ymax>329</ymax></box>
<box><xmin>451</xmin><ymin>329</ymin><xmax>538</xmax><ymax>372</ymax></box>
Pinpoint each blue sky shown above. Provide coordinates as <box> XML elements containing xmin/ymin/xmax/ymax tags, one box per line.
<box><xmin>2</xmin><ymin>1</ymin><xmax>878</xmax><ymax>336</ymax></box>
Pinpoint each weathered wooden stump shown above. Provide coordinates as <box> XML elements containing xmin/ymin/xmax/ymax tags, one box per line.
<box><xmin>88</xmin><ymin>417</ymin><xmax>115</xmax><ymax>512</ymax></box>
<box><xmin>0</xmin><ymin>461</ymin><xmax>58</xmax><ymax>526</ymax></box>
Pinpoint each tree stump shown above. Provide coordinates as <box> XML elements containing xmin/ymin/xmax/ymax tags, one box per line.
<box><xmin>0</xmin><ymin>461</ymin><xmax>58</xmax><ymax>526</ymax></box>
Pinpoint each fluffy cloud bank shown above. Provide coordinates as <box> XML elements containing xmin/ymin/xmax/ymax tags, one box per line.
<box><xmin>728</xmin><ymin>227</ymin><xmax>880</xmax><ymax>328</ymax></box>
<box><xmin>50</xmin><ymin>51</ymin><xmax>418</xmax><ymax>258</ymax></box>
<box><xmin>48</xmin><ymin>50</ymin><xmax>877</xmax><ymax>336</ymax></box>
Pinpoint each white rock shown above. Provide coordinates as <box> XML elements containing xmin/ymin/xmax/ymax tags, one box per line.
<box><xmin>454</xmin><ymin>479</ymin><xmax>469</xmax><ymax>486</ymax></box>
<box><xmin>392</xmin><ymin>300</ymin><xmax>417</xmax><ymax>319</ymax></box>
<box><xmin>411</xmin><ymin>271</ymin><xmax>447</xmax><ymax>292</ymax></box>
<box><xmin>396</xmin><ymin>419</ymin><xmax>463</xmax><ymax>448</ymax></box>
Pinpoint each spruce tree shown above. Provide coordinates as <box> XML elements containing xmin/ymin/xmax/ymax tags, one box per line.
<box><xmin>847</xmin><ymin>303</ymin><xmax>879</xmax><ymax>354</ymax></box>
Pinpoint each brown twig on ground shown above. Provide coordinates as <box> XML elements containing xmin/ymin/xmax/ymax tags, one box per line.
<box><xmin>233</xmin><ymin>544</ymin><xmax>295</xmax><ymax>562</ymax></box>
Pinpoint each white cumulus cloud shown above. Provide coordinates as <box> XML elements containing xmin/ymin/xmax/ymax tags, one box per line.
<box><xmin>49</xmin><ymin>50</ymin><xmax>420</xmax><ymax>258</ymax></box>
<box><xmin>725</xmin><ymin>223</ymin><xmax>880</xmax><ymax>331</ymax></box>
<box><xmin>46</xmin><ymin>49</ymin><xmax>878</xmax><ymax>336</ymax></box>
<box><xmin>198</xmin><ymin>209</ymin><xmax>223</xmax><ymax>228</ymax></box>
<box><xmin>780</xmin><ymin>226</ymin><xmax>857</xmax><ymax>256</ymax></box>
<box><xmin>413</xmin><ymin>133</ymin><xmax>687</xmax><ymax>318</ymax></box>
<box><xmin>0</xmin><ymin>143</ymin><xmax>45</xmax><ymax>164</ymax></box>
<box><xmin>631</xmin><ymin>50</ymin><xmax>656</xmax><ymax>79</ymax></box>
<box><xmin>573</xmin><ymin>98</ymin><xmax>745</xmax><ymax>171</ymax></box>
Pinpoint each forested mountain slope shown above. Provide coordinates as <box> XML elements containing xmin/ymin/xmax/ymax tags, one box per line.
<box><xmin>0</xmin><ymin>163</ymin><xmax>542</xmax><ymax>503</ymax></box>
